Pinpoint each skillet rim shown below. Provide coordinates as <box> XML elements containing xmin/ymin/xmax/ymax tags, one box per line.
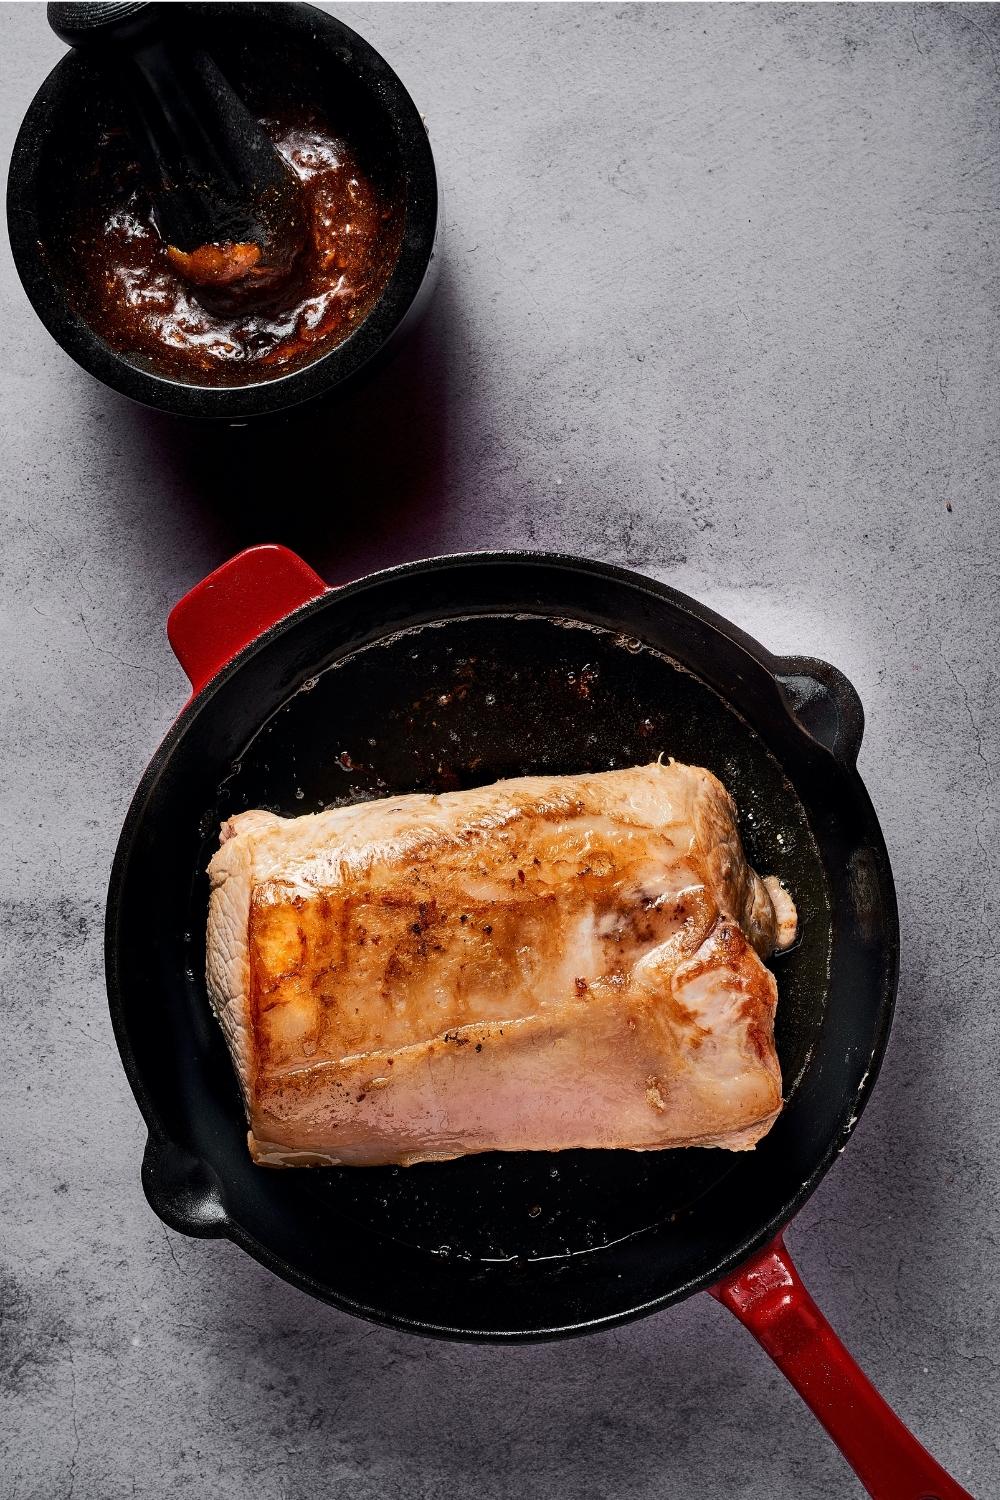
<box><xmin>105</xmin><ymin>548</ymin><xmax>899</xmax><ymax>1340</ymax></box>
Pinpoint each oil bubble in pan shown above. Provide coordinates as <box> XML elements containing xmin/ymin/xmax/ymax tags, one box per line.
<box><xmin>195</xmin><ymin>612</ymin><xmax>831</xmax><ymax>1264</ymax></box>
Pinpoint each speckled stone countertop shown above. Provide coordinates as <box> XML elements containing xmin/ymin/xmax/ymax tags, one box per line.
<box><xmin>1</xmin><ymin>4</ymin><xmax>997</xmax><ymax>1496</ymax></box>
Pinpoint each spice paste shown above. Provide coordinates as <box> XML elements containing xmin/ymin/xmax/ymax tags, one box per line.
<box><xmin>72</xmin><ymin>115</ymin><xmax>403</xmax><ymax>385</ymax></box>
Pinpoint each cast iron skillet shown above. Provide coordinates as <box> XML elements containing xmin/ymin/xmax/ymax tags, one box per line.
<box><xmin>106</xmin><ymin>546</ymin><xmax>968</xmax><ymax>1499</ymax></box>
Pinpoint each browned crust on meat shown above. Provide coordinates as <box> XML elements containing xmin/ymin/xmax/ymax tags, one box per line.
<box><xmin>245</xmin><ymin>808</ymin><xmax>716</xmax><ymax>1078</ymax></box>
<box><xmin>208</xmin><ymin>764</ymin><xmax>794</xmax><ymax>1164</ymax></box>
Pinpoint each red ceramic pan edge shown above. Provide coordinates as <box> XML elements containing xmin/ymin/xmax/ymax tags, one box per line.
<box><xmin>164</xmin><ymin>544</ymin><xmax>971</xmax><ymax>1500</ymax></box>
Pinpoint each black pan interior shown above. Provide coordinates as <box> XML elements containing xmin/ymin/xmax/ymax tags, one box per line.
<box><xmin>108</xmin><ymin>556</ymin><xmax>895</xmax><ymax>1337</ymax></box>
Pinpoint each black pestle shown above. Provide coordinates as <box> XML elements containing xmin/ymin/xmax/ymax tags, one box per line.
<box><xmin>47</xmin><ymin>0</ymin><xmax>306</xmax><ymax>292</ymax></box>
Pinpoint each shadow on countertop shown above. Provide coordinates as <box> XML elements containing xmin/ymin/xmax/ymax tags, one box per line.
<box><xmin>117</xmin><ymin>267</ymin><xmax>460</xmax><ymax>585</ymax></box>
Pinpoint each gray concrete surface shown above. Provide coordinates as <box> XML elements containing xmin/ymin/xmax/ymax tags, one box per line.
<box><xmin>2</xmin><ymin>3</ymin><xmax>998</xmax><ymax>1496</ymax></box>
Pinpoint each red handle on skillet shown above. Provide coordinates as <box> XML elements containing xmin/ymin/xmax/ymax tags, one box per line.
<box><xmin>711</xmin><ymin>1236</ymin><xmax>973</xmax><ymax>1499</ymax></box>
<box><xmin>167</xmin><ymin>545</ymin><xmax>329</xmax><ymax>694</ymax></box>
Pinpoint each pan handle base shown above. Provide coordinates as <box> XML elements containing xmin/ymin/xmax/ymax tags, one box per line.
<box><xmin>710</xmin><ymin>1235</ymin><xmax>972</xmax><ymax>1500</ymax></box>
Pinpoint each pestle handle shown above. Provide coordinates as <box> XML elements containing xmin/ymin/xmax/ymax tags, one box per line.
<box><xmin>48</xmin><ymin>2</ymin><xmax>156</xmax><ymax>47</ymax></box>
<box><xmin>45</xmin><ymin>1</ymin><xmax>305</xmax><ymax>273</ymax></box>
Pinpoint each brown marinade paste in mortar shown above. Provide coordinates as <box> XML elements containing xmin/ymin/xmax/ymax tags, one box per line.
<box><xmin>71</xmin><ymin>113</ymin><xmax>404</xmax><ymax>385</ymax></box>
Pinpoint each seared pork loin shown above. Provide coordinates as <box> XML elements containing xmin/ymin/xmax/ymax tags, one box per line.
<box><xmin>206</xmin><ymin>762</ymin><xmax>797</xmax><ymax>1166</ymax></box>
